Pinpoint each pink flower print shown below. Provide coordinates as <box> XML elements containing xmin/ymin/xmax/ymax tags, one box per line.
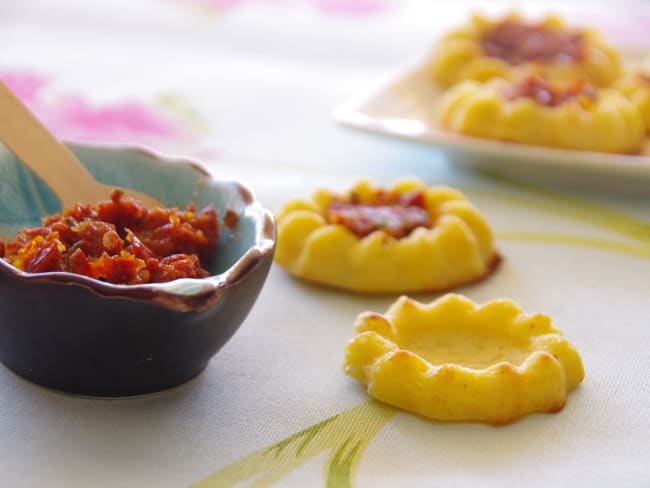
<box><xmin>180</xmin><ymin>0</ymin><xmax>394</xmax><ymax>17</ymax></box>
<box><xmin>44</xmin><ymin>97</ymin><xmax>183</xmax><ymax>145</ymax></box>
<box><xmin>189</xmin><ymin>0</ymin><xmax>248</xmax><ymax>7</ymax></box>
<box><xmin>0</xmin><ymin>71</ymin><xmax>49</xmax><ymax>104</ymax></box>
<box><xmin>581</xmin><ymin>13</ymin><xmax>650</xmax><ymax>48</ymax></box>
<box><xmin>312</xmin><ymin>0</ymin><xmax>390</xmax><ymax>16</ymax></box>
<box><xmin>0</xmin><ymin>69</ymin><xmax>193</xmax><ymax>149</ymax></box>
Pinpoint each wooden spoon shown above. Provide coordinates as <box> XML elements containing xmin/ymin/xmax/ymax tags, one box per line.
<box><xmin>0</xmin><ymin>80</ymin><xmax>162</xmax><ymax>209</ymax></box>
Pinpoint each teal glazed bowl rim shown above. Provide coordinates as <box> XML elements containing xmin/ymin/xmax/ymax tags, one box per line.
<box><xmin>0</xmin><ymin>142</ymin><xmax>276</xmax><ymax>396</ymax></box>
<box><xmin>0</xmin><ymin>143</ymin><xmax>276</xmax><ymax>312</ymax></box>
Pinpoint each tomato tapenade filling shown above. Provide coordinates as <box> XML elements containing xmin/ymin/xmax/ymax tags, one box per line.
<box><xmin>327</xmin><ymin>190</ymin><xmax>432</xmax><ymax>239</ymax></box>
<box><xmin>480</xmin><ymin>20</ymin><xmax>586</xmax><ymax>66</ymax></box>
<box><xmin>502</xmin><ymin>75</ymin><xmax>596</xmax><ymax>107</ymax></box>
<box><xmin>0</xmin><ymin>189</ymin><xmax>229</xmax><ymax>284</ymax></box>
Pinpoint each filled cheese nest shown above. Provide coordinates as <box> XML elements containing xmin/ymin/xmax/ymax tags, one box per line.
<box><xmin>437</xmin><ymin>75</ymin><xmax>645</xmax><ymax>154</ymax></box>
<box><xmin>344</xmin><ymin>294</ymin><xmax>585</xmax><ymax>424</ymax></box>
<box><xmin>274</xmin><ymin>179</ymin><xmax>500</xmax><ymax>293</ymax></box>
<box><xmin>431</xmin><ymin>13</ymin><xmax>621</xmax><ymax>88</ymax></box>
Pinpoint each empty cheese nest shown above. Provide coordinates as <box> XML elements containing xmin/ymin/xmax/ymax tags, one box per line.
<box><xmin>344</xmin><ymin>294</ymin><xmax>584</xmax><ymax>424</ymax></box>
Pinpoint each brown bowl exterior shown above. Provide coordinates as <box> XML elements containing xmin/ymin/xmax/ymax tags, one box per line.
<box><xmin>0</xmin><ymin>143</ymin><xmax>276</xmax><ymax>396</ymax></box>
<box><xmin>0</xmin><ymin>252</ymin><xmax>272</xmax><ymax>396</ymax></box>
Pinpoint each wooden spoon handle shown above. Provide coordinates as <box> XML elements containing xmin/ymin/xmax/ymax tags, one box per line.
<box><xmin>0</xmin><ymin>81</ymin><xmax>105</xmax><ymax>207</ymax></box>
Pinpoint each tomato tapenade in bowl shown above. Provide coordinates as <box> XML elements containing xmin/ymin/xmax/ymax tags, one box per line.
<box><xmin>0</xmin><ymin>143</ymin><xmax>275</xmax><ymax>396</ymax></box>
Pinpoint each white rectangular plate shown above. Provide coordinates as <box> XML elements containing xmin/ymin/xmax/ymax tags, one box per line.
<box><xmin>334</xmin><ymin>50</ymin><xmax>650</xmax><ymax>191</ymax></box>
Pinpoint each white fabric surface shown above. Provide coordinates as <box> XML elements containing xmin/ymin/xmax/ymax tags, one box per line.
<box><xmin>1</xmin><ymin>1</ymin><xmax>650</xmax><ymax>486</ymax></box>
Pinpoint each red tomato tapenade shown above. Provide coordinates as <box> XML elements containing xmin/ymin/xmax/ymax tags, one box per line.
<box><xmin>0</xmin><ymin>190</ymin><xmax>223</xmax><ymax>284</ymax></box>
<box><xmin>480</xmin><ymin>20</ymin><xmax>586</xmax><ymax>66</ymax></box>
<box><xmin>502</xmin><ymin>75</ymin><xmax>596</xmax><ymax>107</ymax></box>
<box><xmin>327</xmin><ymin>190</ymin><xmax>432</xmax><ymax>239</ymax></box>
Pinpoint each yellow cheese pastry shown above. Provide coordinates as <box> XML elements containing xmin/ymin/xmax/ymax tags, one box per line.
<box><xmin>274</xmin><ymin>179</ymin><xmax>500</xmax><ymax>293</ymax></box>
<box><xmin>344</xmin><ymin>294</ymin><xmax>585</xmax><ymax>424</ymax></box>
<box><xmin>432</xmin><ymin>13</ymin><xmax>620</xmax><ymax>88</ymax></box>
<box><xmin>437</xmin><ymin>75</ymin><xmax>645</xmax><ymax>153</ymax></box>
<box><xmin>616</xmin><ymin>68</ymin><xmax>650</xmax><ymax>133</ymax></box>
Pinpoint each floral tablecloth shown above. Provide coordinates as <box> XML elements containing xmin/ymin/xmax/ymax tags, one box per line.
<box><xmin>2</xmin><ymin>0</ymin><xmax>650</xmax><ymax>486</ymax></box>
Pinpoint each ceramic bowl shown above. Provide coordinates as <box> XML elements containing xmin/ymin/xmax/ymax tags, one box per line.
<box><xmin>0</xmin><ymin>143</ymin><xmax>275</xmax><ymax>396</ymax></box>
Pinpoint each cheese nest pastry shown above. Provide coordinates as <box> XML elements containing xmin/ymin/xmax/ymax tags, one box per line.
<box><xmin>616</xmin><ymin>68</ymin><xmax>650</xmax><ymax>134</ymax></box>
<box><xmin>344</xmin><ymin>294</ymin><xmax>585</xmax><ymax>424</ymax></box>
<box><xmin>274</xmin><ymin>179</ymin><xmax>500</xmax><ymax>293</ymax></box>
<box><xmin>437</xmin><ymin>75</ymin><xmax>645</xmax><ymax>154</ymax></box>
<box><xmin>432</xmin><ymin>13</ymin><xmax>620</xmax><ymax>88</ymax></box>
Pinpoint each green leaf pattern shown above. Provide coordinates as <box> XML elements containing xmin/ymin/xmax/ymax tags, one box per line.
<box><xmin>193</xmin><ymin>401</ymin><xmax>395</xmax><ymax>488</ymax></box>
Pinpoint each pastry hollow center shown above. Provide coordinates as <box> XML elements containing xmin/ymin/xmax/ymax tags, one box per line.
<box><xmin>398</xmin><ymin>331</ymin><xmax>532</xmax><ymax>370</ymax></box>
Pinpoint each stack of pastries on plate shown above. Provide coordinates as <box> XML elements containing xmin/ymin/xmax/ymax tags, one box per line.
<box><xmin>432</xmin><ymin>13</ymin><xmax>649</xmax><ymax>153</ymax></box>
<box><xmin>344</xmin><ymin>294</ymin><xmax>584</xmax><ymax>424</ymax></box>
